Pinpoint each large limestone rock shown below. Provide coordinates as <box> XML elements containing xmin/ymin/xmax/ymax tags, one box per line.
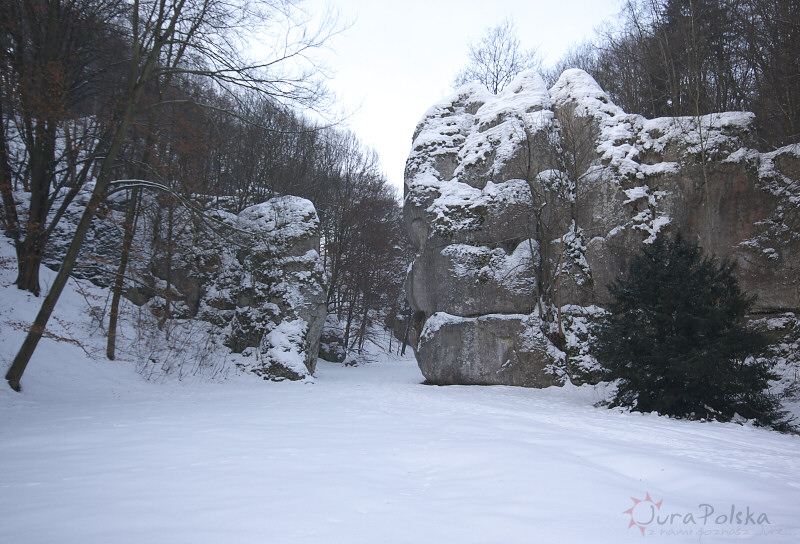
<box><xmin>404</xmin><ymin>68</ymin><xmax>800</xmax><ymax>387</ymax></box>
<box><xmin>418</xmin><ymin>313</ymin><xmax>557</xmax><ymax>387</ymax></box>
<box><xmin>49</xmin><ymin>192</ymin><xmax>327</xmax><ymax>381</ymax></box>
<box><xmin>209</xmin><ymin>196</ymin><xmax>327</xmax><ymax>380</ymax></box>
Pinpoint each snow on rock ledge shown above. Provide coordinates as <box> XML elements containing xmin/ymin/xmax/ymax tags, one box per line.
<box><xmin>404</xmin><ymin>69</ymin><xmax>800</xmax><ymax>388</ymax></box>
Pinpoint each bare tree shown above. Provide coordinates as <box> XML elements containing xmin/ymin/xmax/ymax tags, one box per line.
<box><xmin>543</xmin><ymin>41</ymin><xmax>599</xmax><ymax>86</ymax></box>
<box><xmin>512</xmin><ymin>103</ymin><xmax>599</xmax><ymax>340</ymax></box>
<box><xmin>5</xmin><ymin>0</ymin><xmax>341</xmax><ymax>391</ymax></box>
<box><xmin>453</xmin><ymin>17</ymin><xmax>542</xmax><ymax>94</ymax></box>
<box><xmin>739</xmin><ymin>0</ymin><xmax>800</xmax><ymax>146</ymax></box>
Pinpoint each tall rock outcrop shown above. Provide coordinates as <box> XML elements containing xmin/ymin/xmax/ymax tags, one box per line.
<box><xmin>404</xmin><ymin>69</ymin><xmax>800</xmax><ymax>387</ymax></box>
<box><xmin>47</xmin><ymin>193</ymin><xmax>327</xmax><ymax>381</ymax></box>
<box><xmin>202</xmin><ymin>196</ymin><xmax>327</xmax><ymax>380</ymax></box>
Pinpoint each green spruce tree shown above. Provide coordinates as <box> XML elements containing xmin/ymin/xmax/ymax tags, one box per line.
<box><xmin>593</xmin><ymin>234</ymin><xmax>787</xmax><ymax>429</ymax></box>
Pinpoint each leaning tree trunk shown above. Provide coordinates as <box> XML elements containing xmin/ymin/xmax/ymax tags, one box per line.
<box><xmin>6</xmin><ymin>137</ymin><xmax>129</xmax><ymax>390</ymax></box>
<box><xmin>5</xmin><ymin>17</ymin><xmax>167</xmax><ymax>390</ymax></box>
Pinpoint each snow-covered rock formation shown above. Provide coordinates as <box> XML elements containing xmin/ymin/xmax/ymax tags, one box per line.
<box><xmin>202</xmin><ymin>196</ymin><xmax>327</xmax><ymax>380</ymax></box>
<box><xmin>404</xmin><ymin>69</ymin><xmax>800</xmax><ymax>387</ymax></box>
<box><xmin>47</xmin><ymin>193</ymin><xmax>327</xmax><ymax>381</ymax></box>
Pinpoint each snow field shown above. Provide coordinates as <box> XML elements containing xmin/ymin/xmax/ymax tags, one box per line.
<box><xmin>1</xmin><ymin>241</ymin><xmax>799</xmax><ymax>543</ymax></box>
<box><xmin>3</xmin><ymin>358</ymin><xmax>800</xmax><ymax>543</ymax></box>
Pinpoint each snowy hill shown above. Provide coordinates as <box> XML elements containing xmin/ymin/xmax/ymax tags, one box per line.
<box><xmin>2</xmin><ymin>238</ymin><xmax>800</xmax><ymax>543</ymax></box>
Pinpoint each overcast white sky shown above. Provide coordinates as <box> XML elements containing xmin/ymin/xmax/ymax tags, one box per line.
<box><xmin>304</xmin><ymin>0</ymin><xmax>623</xmax><ymax>193</ymax></box>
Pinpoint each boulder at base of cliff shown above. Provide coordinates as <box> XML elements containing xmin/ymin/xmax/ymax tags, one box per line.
<box><xmin>417</xmin><ymin>312</ymin><xmax>561</xmax><ymax>387</ymax></box>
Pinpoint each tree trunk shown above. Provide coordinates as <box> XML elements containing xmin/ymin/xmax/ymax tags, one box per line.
<box><xmin>107</xmin><ymin>186</ymin><xmax>141</xmax><ymax>360</ymax></box>
<box><xmin>0</xmin><ymin>101</ymin><xmax>21</xmax><ymax>243</ymax></box>
<box><xmin>356</xmin><ymin>297</ymin><xmax>369</xmax><ymax>353</ymax></box>
<box><xmin>343</xmin><ymin>293</ymin><xmax>355</xmax><ymax>351</ymax></box>
<box><xmin>13</xmin><ymin>248</ymin><xmax>43</xmax><ymax>295</ymax></box>
<box><xmin>556</xmin><ymin>248</ymin><xmax>565</xmax><ymax>339</ymax></box>
<box><xmin>13</xmin><ymin>118</ymin><xmax>57</xmax><ymax>296</ymax></box>
<box><xmin>157</xmin><ymin>202</ymin><xmax>175</xmax><ymax>335</ymax></box>
<box><xmin>400</xmin><ymin>314</ymin><xmax>411</xmax><ymax>356</ymax></box>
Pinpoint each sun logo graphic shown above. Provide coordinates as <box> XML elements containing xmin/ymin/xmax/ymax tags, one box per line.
<box><xmin>624</xmin><ymin>492</ymin><xmax>663</xmax><ymax>536</ymax></box>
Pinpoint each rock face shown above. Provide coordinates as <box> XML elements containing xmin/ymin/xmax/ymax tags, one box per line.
<box><xmin>207</xmin><ymin>196</ymin><xmax>327</xmax><ymax>380</ymax></box>
<box><xmin>47</xmin><ymin>193</ymin><xmax>327</xmax><ymax>381</ymax></box>
<box><xmin>404</xmin><ymin>69</ymin><xmax>800</xmax><ymax>387</ymax></box>
<box><xmin>417</xmin><ymin>313</ymin><xmax>556</xmax><ymax>387</ymax></box>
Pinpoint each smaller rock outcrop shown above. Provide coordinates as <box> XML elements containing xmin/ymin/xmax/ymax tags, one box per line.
<box><xmin>204</xmin><ymin>196</ymin><xmax>327</xmax><ymax>380</ymax></box>
<box><xmin>46</xmin><ymin>193</ymin><xmax>327</xmax><ymax>381</ymax></box>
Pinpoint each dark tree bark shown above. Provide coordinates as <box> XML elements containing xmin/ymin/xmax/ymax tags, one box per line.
<box><xmin>106</xmin><ymin>186</ymin><xmax>141</xmax><ymax>360</ymax></box>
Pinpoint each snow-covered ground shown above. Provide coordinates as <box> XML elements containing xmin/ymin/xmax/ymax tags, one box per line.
<box><xmin>1</xmin><ymin>241</ymin><xmax>799</xmax><ymax>543</ymax></box>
